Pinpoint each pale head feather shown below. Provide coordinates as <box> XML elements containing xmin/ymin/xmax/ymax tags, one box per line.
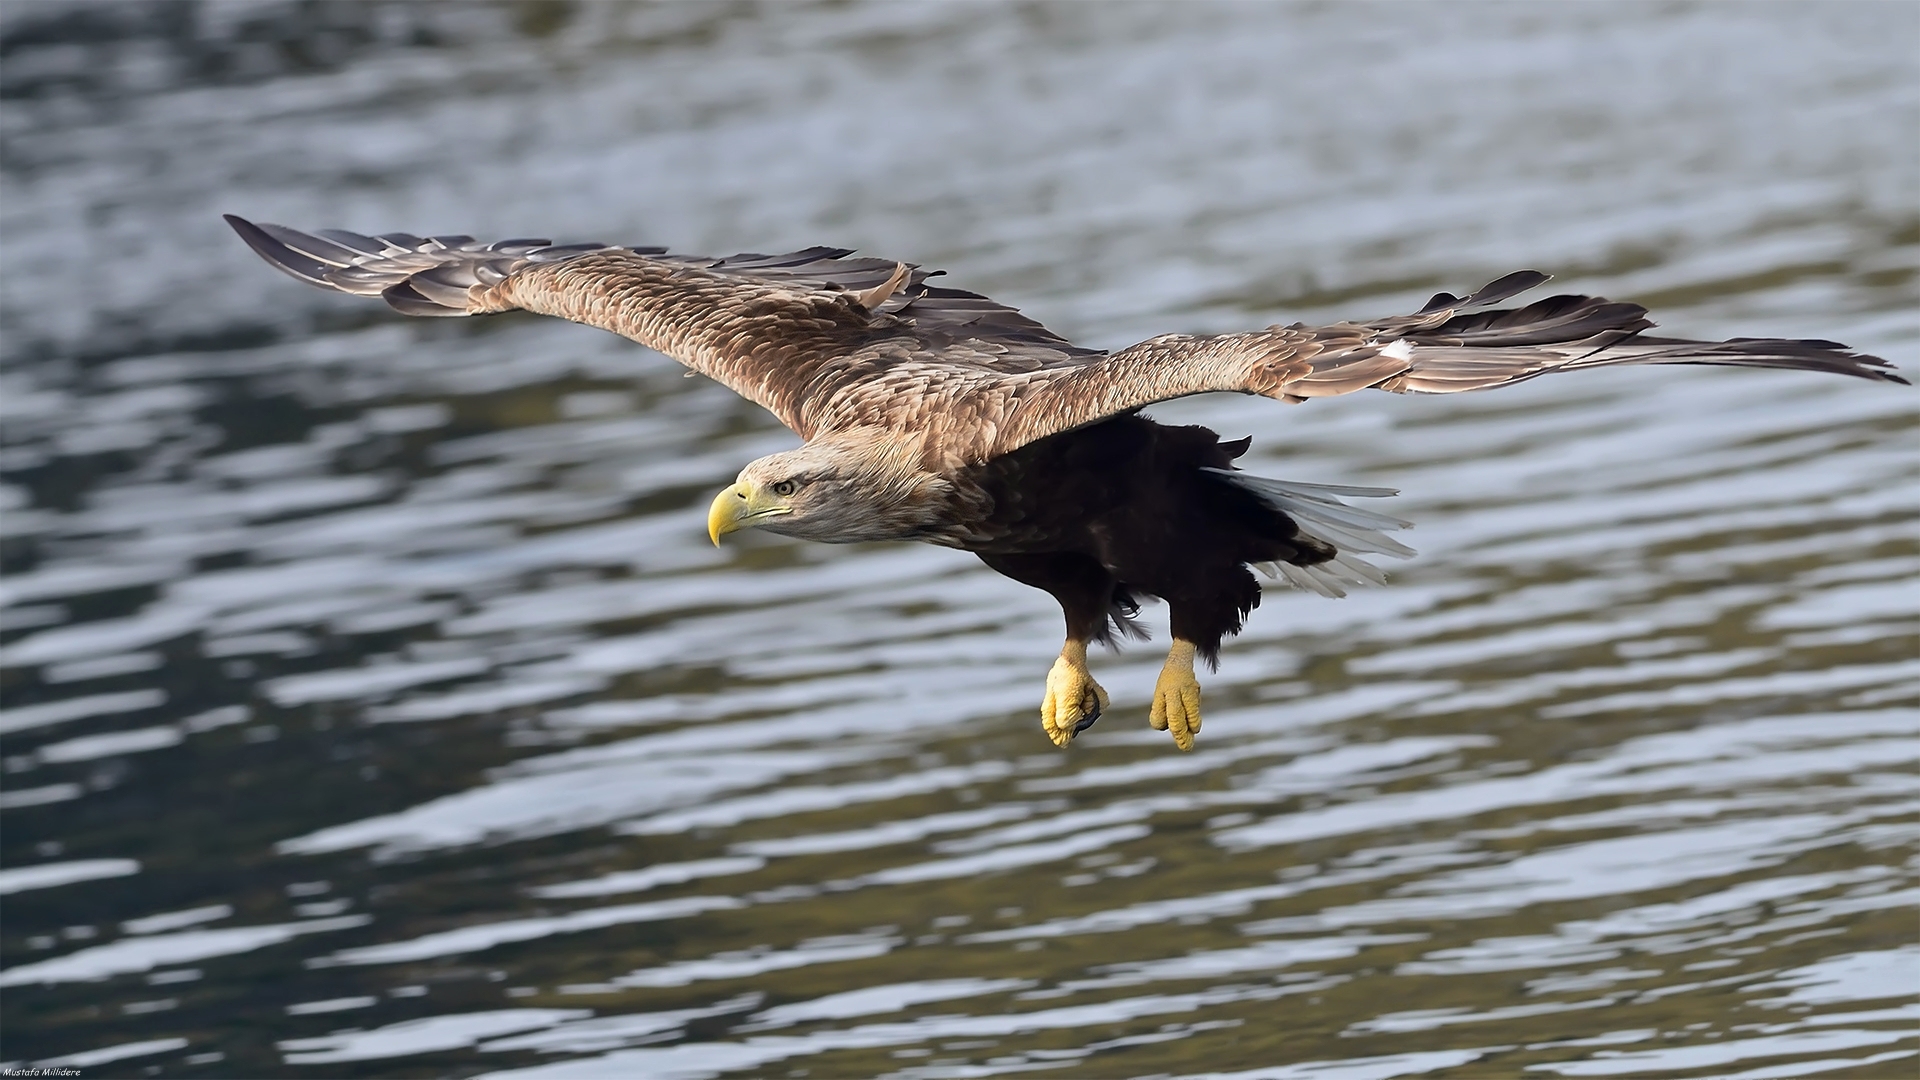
<box><xmin>735</xmin><ymin>428</ymin><xmax>952</xmax><ymax>544</ymax></box>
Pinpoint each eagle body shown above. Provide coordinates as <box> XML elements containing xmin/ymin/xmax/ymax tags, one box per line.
<box><xmin>226</xmin><ymin>215</ymin><xmax>1903</xmax><ymax>752</ymax></box>
<box><xmin>958</xmin><ymin>415</ymin><xmax>1328</xmax><ymax>663</ymax></box>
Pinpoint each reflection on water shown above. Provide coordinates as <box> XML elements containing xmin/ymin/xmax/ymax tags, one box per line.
<box><xmin>2</xmin><ymin>2</ymin><xmax>1915</xmax><ymax>1076</ymax></box>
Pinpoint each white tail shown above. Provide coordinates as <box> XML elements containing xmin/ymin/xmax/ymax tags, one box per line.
<box><xmin>1203</xmin><ymin>470</ymin><xmax>1416</xmax><ymax>598</ymax></box>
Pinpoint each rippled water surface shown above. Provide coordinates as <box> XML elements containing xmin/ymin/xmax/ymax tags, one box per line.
<box><xmin>2</xmin><ymin>3</ymin><xmax>1916</xmax><ymax>1077</ymax></box>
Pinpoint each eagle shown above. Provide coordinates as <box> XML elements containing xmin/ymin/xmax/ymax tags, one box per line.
<box><xmin>225</xmin><ymin>215</ymin><xmax>1903</xmax><ymax>752</ymax></box>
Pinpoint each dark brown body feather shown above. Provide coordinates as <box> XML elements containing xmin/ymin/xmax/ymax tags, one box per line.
<box><xmin>965</xmin><ymin>415</ymin><xmax>1331</xmax><ymax>665</ymax></box>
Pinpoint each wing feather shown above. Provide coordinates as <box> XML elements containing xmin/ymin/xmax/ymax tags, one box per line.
<box><xmin>227</xmin><ymin>216</ymin><xmax>1902</xmax><ymax>462</ymax></box>
<box><xmin>967</xmin><ymin>273</ymin><xmax>1902</xmax><ymax>457</ymax></box>
<box><xmin>225</xmin><ymin>215</ymin><xmax>1099</xmax><ymax>438</ymax></box>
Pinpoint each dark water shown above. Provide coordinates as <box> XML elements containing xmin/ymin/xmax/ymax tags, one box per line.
<box><xmin>2</xmin><ymin>3</ymin><xmax>1916</xmax><ymax>1077</ymax></box>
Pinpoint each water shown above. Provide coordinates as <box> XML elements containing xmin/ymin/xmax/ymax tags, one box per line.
<box><xmin>1</xmin><ymin>2</ymin><xmax>1915</xmax><ymax>1076</ymax></box>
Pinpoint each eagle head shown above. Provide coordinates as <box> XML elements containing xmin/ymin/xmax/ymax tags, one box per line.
<box><xmin>708</xmin><ymin>430</ymin><xmax>949</xmax><ymax>545</ymax></box>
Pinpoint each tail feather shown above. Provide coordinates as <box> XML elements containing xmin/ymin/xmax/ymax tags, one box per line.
<box><xmin>1206</xmin><ymin>470</ymin><xmax>1416</xmax><ymax>598</ymax></box>
<box><xmin>1272</xmin><ymin>561</ymin><xmax>1347</xmax><ymax>599</ymax></box>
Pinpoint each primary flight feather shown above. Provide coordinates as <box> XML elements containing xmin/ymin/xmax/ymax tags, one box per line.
<box><xmin>226</xmin><ymin>215</ymin><xmax>1904</xmax><ymax>751</ymax></box>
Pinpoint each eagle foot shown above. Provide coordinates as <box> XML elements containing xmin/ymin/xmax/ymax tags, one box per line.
<box><xmin>1148</xmin><ymin>640</ymin><xmax>1202</xmax><ymax>752</ymax></box>
<box><xmin>1040</xmin><ymin>644</ymin><xmax>1108</xmax><ymax>748</ymax></box>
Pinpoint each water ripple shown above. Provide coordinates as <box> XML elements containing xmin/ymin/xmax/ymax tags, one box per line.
<box><xmin>2</xmin><ymin>3</ymin><xmax>1913</xmax><ymax>1077</ymax></box>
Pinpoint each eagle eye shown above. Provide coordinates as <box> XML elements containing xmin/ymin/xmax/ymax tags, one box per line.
<box><xmin>771</xmin><ymin>479</ymin><xmax>798</xmax><ymax>497</ymax></box>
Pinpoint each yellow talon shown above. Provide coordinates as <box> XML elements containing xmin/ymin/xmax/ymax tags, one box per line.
<box><xmin>1039</xmin><ymin>640</ymin><xmax>1109</xmax><ymax>747</ymax></box>
<box><xmin>1148</xmin><ymin>639</ymin><xmax>1202</xmax><ymax>752</ymax></box>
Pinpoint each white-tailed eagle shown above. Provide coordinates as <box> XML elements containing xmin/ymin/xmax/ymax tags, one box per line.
<box><xmin>227</xmin><ymin>215</ymin><xmax>1903</xmax><ymax>751</ymax></box>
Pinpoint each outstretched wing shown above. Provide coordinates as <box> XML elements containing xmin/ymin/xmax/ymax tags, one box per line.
<box><xmin>225</xmin><ymin>215</ymin><xmax>1102</xmax><ymax>439</ymax></box>
<box><xmin>229</xmin><ymin>218</ymin><xmax>1901</xmax><ymax>462</ymax></box>
<box><xmin>955</xmin><ymin>270</ymin><xmax>1904</xmax><ymax>458</ymax></box>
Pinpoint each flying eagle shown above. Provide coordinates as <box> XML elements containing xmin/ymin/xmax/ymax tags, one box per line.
<box><xmin>225</xmin><ymin>215</ymin><xmax>1903</xmax><ymax>752</ymax></box>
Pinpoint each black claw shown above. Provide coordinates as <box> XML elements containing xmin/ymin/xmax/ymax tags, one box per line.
<box><xmin>1073</xmin><ymin>703</ymin><xmax>1102</xmax><ymax>734</ymax></box>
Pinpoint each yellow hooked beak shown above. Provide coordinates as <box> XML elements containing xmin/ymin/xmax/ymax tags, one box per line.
<box><xmin>707</xmin><ymin>481</ymin><xmax>790</xmax><ymax>545</ymax></box>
